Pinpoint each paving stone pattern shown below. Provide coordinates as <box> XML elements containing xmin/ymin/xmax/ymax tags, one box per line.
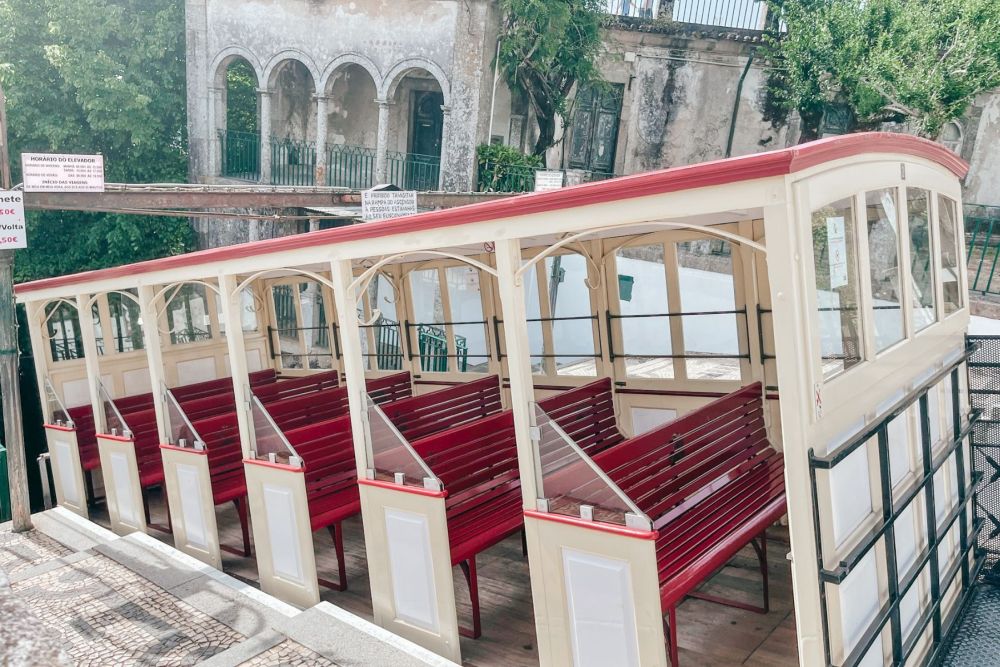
<box><xmin>12</xmin><ymin>553</ymin><xmax>244</xmax><ymax>665</ymax></box>
<box><xmin>239</xmin><ymin>639</ymin><xmax>339</xmax><ymax>666</ymax></box>
<box><xmin>0</xmin><ymin>524</ymin><xmax>72</xmax><ymax>575</ymax></box>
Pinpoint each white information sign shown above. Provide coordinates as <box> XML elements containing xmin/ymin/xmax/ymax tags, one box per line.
<box><xmin>362</xmin><ymin>189</ymin><xmax>418</xmax><ymax>222</ymax></box>
<box><xmin>826</xmin><ymin>215</ymin><xmax>848</xmax><ymax>289</ymax></box>
<box><xmin>534</xmin><ymin>170</ymin><xmax>564</xmax><ymax>192</ymax></box>
<box><xmin>0</xmin><ymin>191</ymin><xmax>27</xmax><ymax>249</ymax></box>
<box><xmin>21</xmin><ymin>153</ymin><xmax>105</xmax><ymax>192</ymax></box>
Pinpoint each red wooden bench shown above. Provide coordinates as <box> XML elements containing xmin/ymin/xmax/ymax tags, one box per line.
<box><xmin>379</xmin><ymin>375</ymin><xmax>503</xmax><ymax>442</ymax></box>
<box><xmin>408</xmin><ymin>410</ymin><xmax>520</xmax><ymax>638</ymax></box>
<box><xmin>250</xmin><ymin>370</ymin><xmax>339</xmax><ymax>403</ymax></box>
<box><xmin>550</xmin><ymin>382</ymin><xmax>785</xmax><ymax>666</ymax></box>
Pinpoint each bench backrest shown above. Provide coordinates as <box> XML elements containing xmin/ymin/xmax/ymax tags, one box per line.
<box><xmin>379</xmin><ymin>375</ymin><xmax>502</xmax><ymax>442</ymax></box>
<box><xmin>172</xmin><ymin>369</ymin><xmax>277</xmax><ymax>402</ymax></box>
<box><xmin>366</xmin><ymin>372</ymin><xmax>412</xmax><ymax>405</ymax></box>
<box><xmin>593</xmin><ymin>383</ymin><xmax>772</xmax><ymax>525</ymax></box>
<box><xmin>537</xmin><ymin>378</ymin><xmax>625</xmax><ymax>458</ymax></box>
<box><xmin>65</xmin><ymin>405</ymin><xmax>97</xmax><ymax>449</ymax></box>
<box><xmin>413</xmin><ymin>410</ymin><xmax>518</xmax><ymax>494</ymax></box>
<box><xmin>253</xmin><ymin>370</ymin><xmax>340</xmax><ymax>403</ymax></box>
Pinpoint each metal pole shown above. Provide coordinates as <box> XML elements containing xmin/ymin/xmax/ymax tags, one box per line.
<box><xmin>0</xmin><ymin>84</ymin><xmax>32</xmax><ymax>531</ymax></box>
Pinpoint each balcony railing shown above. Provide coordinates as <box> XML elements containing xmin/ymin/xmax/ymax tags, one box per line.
<box><xmin>220</xmin><ymin>130</ymin><xmax>260</xmax><ymax>181</ymax></box>
<box><xmin>271</xmin><ymin>136</ymin><xmax>316</xmax><ymax>186</ymax></box>
<box><xmin>327</xmin><ymin>144</ymin><xmax>376</xmax><ymax>189</ymax></box>
<box><xmin>387</xmin><ymin>151</ymin><xmax>440</xmax><ymax>191</ymax></box>
<box><xmin>476</xmin><ymin>161</ymin><xmax>537</xmax><ymax>193</ymax></box>
<box><xmin>605</xmin><ymin>0</ymin><xmax>770</xmax><ymax>31</ymax></box>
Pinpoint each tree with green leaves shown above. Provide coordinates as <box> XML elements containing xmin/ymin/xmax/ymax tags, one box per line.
<box><xmin>763</xmin><ymin>0</ymin><xmax>1000</xmax><ymax>141</ymax></box>
<box><xmin>0</xmin><ymin>0</ymin><xmax>194</xmax><ymax>282</ymax></box>
<box><xmin>497</xmin><ymin>0</ymin><xmax>607</xmax><ymax>157</ymax></box>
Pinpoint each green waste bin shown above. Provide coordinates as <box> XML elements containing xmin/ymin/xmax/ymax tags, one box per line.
<box><xmin>0</xmin><ymin>444</ymin><xmax>10</xmax><ymax>523</ymax></box>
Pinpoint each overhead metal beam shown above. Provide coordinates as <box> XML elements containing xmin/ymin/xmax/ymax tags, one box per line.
<box><xmin>22</xmin><ymin>184</ymin><xmax>513</xmax><ymax>212</ymax></box>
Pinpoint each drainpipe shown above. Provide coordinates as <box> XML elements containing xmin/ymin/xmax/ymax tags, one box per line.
<box><xmin>725</xmin><ymin>49</ymin><xmax>755</xmax><ymax>158</ymax></box>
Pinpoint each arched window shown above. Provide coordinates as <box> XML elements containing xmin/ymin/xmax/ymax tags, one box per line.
<box><xmin>939</xmin><ymin>121</ymin><xmax>963</xmax><ymax>155</ymax></box>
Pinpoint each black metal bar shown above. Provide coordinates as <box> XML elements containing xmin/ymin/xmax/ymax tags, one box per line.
<box><xmin>492</xmin><ymin>315</ymin><xmax>503</xmax><ymax>362</ymax></box>
<box><xmin>606</xmin><ymin>310</ymin><xmax>616</xmax><ymax>362</ymax></box>
<box><xmin>403</xmin><ymin>318</ymin><xmax>414</xmax><ymax>361</ymax></box>
<box><xmin>808</xmin><ymin>447</ymin><xmax>834</xmax><ymax>667</ymax></box>
<box><xmin>756</xmin><ymin>305</ymin><xmax>776</xmax><ymax>361</ymax></box>
<box><xmin>600</xmin><ymin>352</ymin><xmax>750</xmax><ymax>360</ymax></box>
<box><xmin>266</xmin><ymin>325</ymin><xmax>276</xmax><ymax>360</ymax></box>
<box><xmin>331</xmin><ymin>323</ymin><xmax>342</xmax><ymax>360</ymax></box>
<box><xmin>952</xmin><ymin>367</ymin><xmax>970</xmax><ymax>592</ymax></box>
<box><xmin>876</xmin><ymin>425</ymin><xmax>903</xmax><ymax>664</ymax></box>
<box><xmin>919</xmin><ymin>392</ymin><xmax>943</xmax><ymax>647</ymax></box>
<box><xmin>607</xmin><ymin>307</ymin><xmax>748</xmax><ymax>320</ymax></box>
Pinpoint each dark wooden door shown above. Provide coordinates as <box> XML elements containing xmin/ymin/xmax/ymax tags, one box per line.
<box><xmin>410</xmin><ymin>91</ymin><xmax>444</xmax><ymax>157</ymax></box>
<box><xmin>569</xmin><ymin>84</ymin><xmax>623</xmax><ymax>176</ymax></box>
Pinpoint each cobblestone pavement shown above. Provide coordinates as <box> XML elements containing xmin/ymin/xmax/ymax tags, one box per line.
<box><xmin>12</xmin><ymin>553</ymin><xmax>243</xmax><ymax>666</ymax></box>
<box><xmin>0</xmin><ymin>509</ymin><xmax>457</xmax><ymax>667</ymax></box>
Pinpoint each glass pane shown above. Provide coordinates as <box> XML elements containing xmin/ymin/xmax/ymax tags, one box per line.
<box><xmin>677</xmin><ymin>239</ymin><xmax>740</xmax><ymax>380</ymax></box>
<box><xmin>445</xmin><ymin>266</ymin><xmax>489</xmax><ymax>373</ymax></box>
<box><xmin>812</xmin><ymin>197</ymin><xmax>864</xmax><ymax>379</ymax></box>
<box><xmin>546</xmin><ymin>255</ymin><xmax>596</xmax><ymax>377</ymax></box>
<box><xmin>523</xmin><ymin>262</ymin><xmax>545</xmax><ymax>374</ymax></box>
<box><xmin>168</xmin><ymin>284</ymin><xmax>213</xmax><ymax>344</ymax></box>
<box><xmin>300</xmin><ymin>283</ymin><xmax>333</xmax><ymax>370</ymax></box>
<box><xmin>108</xmin><ymin>291</ymin><xmax>145</xmax><ymax>354</ymax></box>
<box><xmin>367</xmin><ymin>394</ymin><xmax>436</xmax><ymax>488</ymax></box>
<box><xmin>165</xmin><ymin>388</ymin><xmax>203</xmax><ymax>447</ymax></box>
<box><xmin>907</xmin><ymin>189</ymin><xmax>935</xmax><ymax>331</ymax></box>
<box><xmin>535</xmin><ymin>403</ymin><xmax>647</xmax><ymax>527</ymax></box>
<box><xmin>44</xmin><ymin>377</ymin><xmax>71</xmax><ymax>424</ymax></box>
<box><xmin>865</xmin><ymin>190</ymin><xmax>905</xmax><ymax>351</ymax></box>
<box><xmin>219</xmin><ymin>289</ymin><xmax>260</xmax><ymax>336</ymax></box>
<box><xmin>938</xmin><ymin>195</ymin><xmax>962</xmax><ymax>315</ymax></box>
<box><xmin>250</xmin><ymin>396</ymin><xmax>299</xmax><ymax>464</ymax></box>
<box><xmin>410</xmin><ymin>269</ymin><xmax>447</xmax><ymax>372</ymax></box>
<box><xmin>367</xmin><ymin>274</ymin><xmax>403</xmax><ymax>371</ymax></box>
<box><xmin>46</xmin><ymin>302</ymin><xmax>84</xmax><ymax>361</ymax></box>
<box><xmin>616</xmin><ymin>244</ymin><xmax>673</xmax><ymax>379</ymax></box>
<box><xmin>97</xmin><ymin>381</ymin><xmax>129</xmax><ymax>437</ymax></box>
<box><xmin>92</xmin><ymin>303</ymin><xmax>105</xmax><ymax>356</ymax></box>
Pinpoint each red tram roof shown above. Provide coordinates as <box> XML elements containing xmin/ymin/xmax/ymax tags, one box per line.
<box><xmin>15</xmin><ymin>132</ymin><xmax>967</xmax><ymax>296</ymax></box>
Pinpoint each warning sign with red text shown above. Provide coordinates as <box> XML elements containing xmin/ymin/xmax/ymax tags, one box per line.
<box><xmin>0</xmin><ymin>191</ymin><xmax>27</xmax><ymax>249</ymax></box>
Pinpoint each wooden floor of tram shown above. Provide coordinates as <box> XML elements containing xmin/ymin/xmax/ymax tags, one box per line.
<box><xmin>92</xmin><ymin>489</ymin><xmax>798</xmax><ymax>666</ymax></box>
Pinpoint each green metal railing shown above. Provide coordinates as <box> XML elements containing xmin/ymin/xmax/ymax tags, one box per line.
<box><xmin>966</xmin><ymin>206</ymin><xmax>1000</xmax><ymax>294</ymax></box>
<box><xmin>387</xmin><ymin>152</ymin><xmax>440</xmax><ymax>191</ymax></box>
<box><xmin>327</xmin><ymin>144</ymin><xmax>376</xmax><ymax>189</ymax></box>
<box><xmin>271</xmin><ymin>136</ymin><xmax>316</xmax><ymax>186</ymax></box>
<box><xmin>477</xmin><ymin>161</ymin><xmax>536</xmax><ymax>193</ymax></box>
<box><xmin>373</xmin><ymin>317</ymin><xmax>403</xmax><ymax>370</ymax></box>
<box><xmin>0</xmin><ymin>444</ymin><xmax>10</xmax><ymax>524</ymax></box>
<box><xmin>220</xmin><ymin>130</ymin><xmax>261</xmax><ymax>181</ymax></box>
<box><xmin>415</xmin><ymin>324</ymin><xmax>468</xmax><ymax>372</ymax></box>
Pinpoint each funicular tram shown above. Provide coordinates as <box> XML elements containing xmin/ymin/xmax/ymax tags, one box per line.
<box><xmin>17</xmin><ymin>133</ymin><xmax>977</xmax><ymax>666</ymax></box>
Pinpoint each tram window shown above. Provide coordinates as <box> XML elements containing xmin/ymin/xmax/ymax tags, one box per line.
<box><xmin>864</xmin><ymin>189</ymin><xmax>904</xmax><ymax>352</ymax></box>
<box><xmin>410</xmin><ymin>269</ymin><xmax>449</xmax><ymax>372</ymax></box>
<box><xmin>812</xmin><ymin>197</ymin><xmax>864</xmax><ymax>380</ymax></box>
<box><xmin>926</xmin><ymin>381</ymin><xmax>942</xmax><ymax>447</ymax></box>
<box><xmin>168</xmin><ymin>284</ymin><xmax>213</xmax><ymax>345</ymax></box>
<box><xmin>107</xmin><ymin>291</ymin><xmax>144</xmax><ymax>354</ymax></box>
<box><xmin>829</xmin><ymin>443</ymin><xmax>874</xmax><ymax>548</ymax></box>
<box><xmin>887</xmin><ymin>408</ymin><xmax>912</xmax><ymax>489</ymax></box>
<box><xmin>90</xmin><ymin>303</ymin><xmax>104</xmax><ymax>355</ymax></box>
<box><xmin>838</xmin><ymin>550</ymin><xmax>881</xmax><ymax>660</ymax></box>
<box><xmin>46</xmin><ymin>301</ymin><xmax>84</xmax><ymax>362</ymax></box>
<box><xmin>937</xmin><ymin>195</ymin><xmax>962</xmax><ymax>315</ymax></box>
<box><xmin>218</xmin><ymin>290</ymin><xmax>259</xmax><ymax>336</ymax></box>
<box><xmin>298</xmin><ymin>283</ymin><xmax>333</xmax><ymax>370</ymax></box>
<box><xmin>676</xmin><ymin>240</ymin><xmax>740</xmax><ymax>381</ymax></box>
<box><xmin>445</xmin><ymin>266</ymin><xmax>489</xmax><ymax>373</ymax></box>
<box><xmin>616</xmin><ymin>244</ymin><xmax>673</xmax><ymax>379</ymax></box>
<box><xmin>367</xmin><ymin>274</ymin><xmax>404</xmax><ymax>372</ymax></box>
<box><xmin>546</xmin><ymin>255</ymin><xmax>596</xmax><ymax>377</ymax></box>
<box><xmin>907</xmin><ymin>188</ymin><xmax>936</xmax><ymax>331</ymax></box>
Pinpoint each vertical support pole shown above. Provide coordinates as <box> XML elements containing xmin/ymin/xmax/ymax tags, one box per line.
<box><xmin>76</xmin><ymin>294</ymin><xmax>104</xmax><ymax>433</ymax></box>
<box><xmin>493</xmin><ymin>239</ymin><xmax>540</xmax><ymax>505</ymax></box>
<box><xmin>24</xmin><ymin>301</ymin><xmax>50</xmax><ymax>423</ymax></box>
<box><xmin>218</xmin><ymin>274</ymin><xmax>254</xmax><ymax>458</ymax></box>
<box><xmin>0</xmin><ymin>83</ymin><xmax>31</xmax><ymax>531</ymax></box>
<box><xmin>374</xmin><ymin>98</ymin><xmax>391</xmax><ymax>184</ymax></box>
<box><xmin>258</xmin><ymin>89</ymin><xmax>272</xmax><ymax>185</ymax></box>
<box><xmin>137</xmin><ymin>285</ymin><xmax>169</xmax><ymax>443</ymax></box>
<box><xmin>314</xmin><ymin>94</ymin><xmax>328</xmax><ymax>186</ymax></box>
<box><xmin>330</xmin><ymin>259</ymin><xmax>373</xmax><ymax>475</ymax></box>
<box><xmin>206</xmin><ymin>86</ymin><xmax>220</xmax><ymax>178</ymax></box>
<box><xmin>438</xmin><ymin>105</ymin><xmax>451</xmax><ymax>191</ymax></box>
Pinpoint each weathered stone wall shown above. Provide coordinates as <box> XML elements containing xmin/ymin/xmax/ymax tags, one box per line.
<box><xmin>965</xmin><ymin>91</ymin><xmax>1000</xmax><ymax>207</ymax></box>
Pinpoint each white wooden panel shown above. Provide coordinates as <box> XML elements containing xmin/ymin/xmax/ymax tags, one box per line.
<box><xmin>176</xmin><ymin>357</ymin><xmax>216</xmax><ymax>386</ymax></box>
<box><xmin>52</xmin><ymin>438</ymin><xmax>81</xmax><ymax>505</ymax></box>
<box><xmin>839</xmin><ymin>550</ymin><xmax>880</xmax><ymax>658</ymax></box>
<box><xmin>176</xmin><ymin>463</ymin><xmax>208</xmax><ymax>550</ymax></box>
<box><xmin>246</xmin><ymin>348</ymin><xmax>263</xmax><ymax>372</ymax></box>
<box><xmin>385</xmin><ymin>508</ymin><xmax>439</xmax><ymax>633</ymax></box>
<box><xmin>109</xmin><ymin>451</ymin><xmax>138</xmax><ymax>526</ymax></box>
<box><xmin>894</xmin><ymin>504</ymin><xmax>919</xmax><ymax>574</ymax></box>
<box><xmin>263</xmin><ymin>484</ymin><xmax>304</xmax><ymax>583</ymax></box>
<box><xmin>122</xmin><ymin>368</ymin><xmax>153</xmax><ymax>396</ymax></box>
<box><xmin>830</xmin><ymin>444</ymin><xmax>873</xmax><ymax>548</ymax></box>
<box><xmin>562</xmin><ymin>548</ymin><xmax>640</xmax><ymax>667</ymax></box>
<box><xmin>62</xmin><ymin>378</ymin><xmax>91</xmax><ymax>408</ymax></box>
<box><xmin>629</xmin><ymin>407</ymin><xmax>678</xmax><ymax>437</ymax></box>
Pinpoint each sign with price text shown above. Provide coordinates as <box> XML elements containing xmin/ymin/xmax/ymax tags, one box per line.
<box><xmin>0</xmin><ymin>191</ymin><xmax>26</xmax><ymax>249</ymax></box>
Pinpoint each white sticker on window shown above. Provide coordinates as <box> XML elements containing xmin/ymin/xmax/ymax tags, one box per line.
<box><xmin>827</xmin><ymin>216</ymin><xmax>848</xmax><ymax>289</ymax></box>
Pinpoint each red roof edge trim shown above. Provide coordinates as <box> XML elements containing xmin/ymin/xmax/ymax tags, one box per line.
<box><xmin>15</xmin><ymin>133</ymin><xmax>966</xmax><ymax>296</ymax></box>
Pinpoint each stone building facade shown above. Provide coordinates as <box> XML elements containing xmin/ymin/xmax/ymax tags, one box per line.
<box><xmin>184</xmin><ymin>0</ymin><xmax>999</xmax><ymax>206</ymax></box>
